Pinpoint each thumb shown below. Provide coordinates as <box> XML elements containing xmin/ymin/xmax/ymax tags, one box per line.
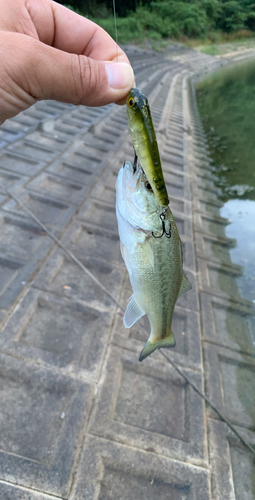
<box><xmin>24</xmin><ymin>38</ymin><xmax>135</xmax><ymax>107</ymax></box>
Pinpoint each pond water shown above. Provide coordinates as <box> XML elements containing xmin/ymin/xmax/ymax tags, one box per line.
<box><xmin>196</xmin><ymin>59</ymin><xmax>255</xmax><ymax>314</ymax></box>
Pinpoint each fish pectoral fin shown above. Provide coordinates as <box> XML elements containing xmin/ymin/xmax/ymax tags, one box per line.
<box><xmin>139</xmin><ymin>331</ymin><xmax>176</xmax><ymax>362</ymax></box>
<box><xmin>178</xmin><ymin>272</ymin><xmax>192</xmax><ymax>297</ymax></box>
<box><xmin>123</xmin><ymin>295</ymin><xmax>145</xmax><ymax>328</ymax></box>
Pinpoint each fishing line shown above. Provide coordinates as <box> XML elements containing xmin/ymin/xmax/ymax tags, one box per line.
<box><xmin>1</xmin><ymin>182</ymin><xmax>255</xmax><ymax>458</ymax></box>
<box><xmin>112</xmin><ymin>0</ymin><xmax>118</xmax><ymax>62</ymax></box>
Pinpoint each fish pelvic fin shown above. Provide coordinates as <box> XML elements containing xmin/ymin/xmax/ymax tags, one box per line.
<box><xmin>123</xmin><ymin>295</ymin><xmax>145</xmax><ymax>328</ymax></box>
<box><xmin>139</xmin><ymin>331</ymin><xmax>176</xmax><ymax>362</ymax></box>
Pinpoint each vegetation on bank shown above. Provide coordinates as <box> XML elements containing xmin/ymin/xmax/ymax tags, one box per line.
<box><xmin>60</xmin><ymin>1</ymin><xmax>255</xmax><ymax>47</ymax></box>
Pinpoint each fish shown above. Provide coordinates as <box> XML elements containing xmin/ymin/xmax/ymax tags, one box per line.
<box><xmin>116</xmin><ymin>160</ymin><xmax>192</xmax><ymax>361</ymax></box>
<box><xmin>126</xmin><ymin>87</ymin><xmax>169</xmax><ymax>207</ymax></box>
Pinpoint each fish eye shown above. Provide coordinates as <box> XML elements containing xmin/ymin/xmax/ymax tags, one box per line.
<box><xmin>128</xmin><ymin>97</ymin><xmax>135</xmax><ymax>107</ymax></box>
<box><xmin>145</xmin><ymin>180</ymin><xmax>153</xmax><ymax>191</ymax></box>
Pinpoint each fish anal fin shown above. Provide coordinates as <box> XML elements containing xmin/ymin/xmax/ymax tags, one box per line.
<box><xmin>123</xmin><ymin>295</ymin><xmax>145</xmax><ymax>328</ymax></box>
<box><xmin>178</xmin><ymin>272</ymin><xmax>192</xmax><ymax>297</ymax></box>
<box><xmin>139</xmin><ymin>331</ymin><xmax>176</xmax><ymax>362</ymax></box>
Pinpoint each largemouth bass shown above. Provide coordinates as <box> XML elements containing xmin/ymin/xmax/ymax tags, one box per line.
<box><xmin>126</xmin><ymin>88</ymin><xmax>169</xmax><ymax>207</ymax></box>
<box><xmin>116</xmin><ymin>160</ymin><xmax>192</xmax><ymax>361</ymax></box>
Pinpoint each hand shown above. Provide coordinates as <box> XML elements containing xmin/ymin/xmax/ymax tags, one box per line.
<box><xmin>0</xmin><ymin>0</ymin><xmax>135</xmax><ymax>125</ymax></box>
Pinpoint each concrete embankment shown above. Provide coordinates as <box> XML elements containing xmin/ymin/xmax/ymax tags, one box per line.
<box><xmin>0</xmin><ymin>46</ymin><xmax>254</xmax><ymax>499</ymax></box>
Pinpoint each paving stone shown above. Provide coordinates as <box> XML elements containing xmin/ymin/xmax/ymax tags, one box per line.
<box><xmin>77</xmin><ymin>198</ymin><xmax>118</xmax><ymax>233</ymax></box>
<box><xmin>194</xmin><ymin>212</ymin><xmax>230</xmax><ymax>239</ymax></box>
<box><xmin>0</xmin><ymin>255</ymin><xmax>38</xmax><ymax>310</ymax></box>
<box><xmin>0</xmin><ymin>288</ymin><xmax>113</xmax><ymax>380</ymax></box>
<box><xmin>89</xmin><ymin>346</ymin><xmax>206</xmax><ymax>464</ymax></box>
<box><xmin>0</xmin><ymin>211</ymin><xmax>55</xmax><ymax>263</ymax></box>
<box><xmin>195</xmin><ymin>230</ymin><xmax>236</xmax><ymax>266</ymax></box>
<box><xmin>193</xmin><ymin>196</ymin><xmax>224</xmax><ymax>216</ymax></box>
<box><xmin>164</xmin><ymin>169</ymin><xmax>190</xmax><ymax>200</ymax></box>
<box><xmin>29</xmin><ymin>130</ymin><xmax>72</xmax><ymax>149</ymax></box>
<box><xmin>46</xmin><ymin>160</ymin><xmax>97</xmax><ymax>185</ymax></box>
<box><xmin>208</xmin><ymin>418</ymin><xmax>255</xmax><ymax>500</ymax></box>
<box><xmin>71</xmin><ymin>435</ymin><xmax>210</xmax><ymax>500</ymax></box>
<box><xmin>0</xmin><ymin>351</ymin><xmax>93</xmax><ymax>497</ymax></box>
<box><xmin>33</xmin><ymin>248</ymin><xmax>124</xmax><ymax>310</ymax></box>
<box><xmin>0</xmin><ymin>151</ymin><xmax>44</xmax><ymax>176</ymax></box>
<box><xmin>27</xmin><ymin>173</ymin><xmax>89</xmax><ymax>205</ymax></box>
<box><xmin>61</xmin><ymin>220</ymin><xmax>123</xmax><ymax>267</ymax></box>
<box><xmin>181</xmin><ymin>239</ymin><xmax>196</xmax><ymax>271</ymax></box>
<box><xmin>200</xmin><ymin>292</ymin><xmax>255</xmax><ymax>354</ymax></box>
<box><xmin>204</xmin><ymin>342</ymin><xmax>255</xmax><ymax>428</ymax></box>
<box><xmin>197</xmin><ymin>258</ymin><xmax>244</xmax><ymax>301</ymax></box>
<box><xmin>3</xmin><ymin>190</ymin><xmax>77</xmax><ymax>229</ymax></box>
<box><xmin>63</xmin><ymin>148</ymin><xmax>103</xmax><ymax>170</ymax></box>
<box><xmin>0</xmin><ymin>168</ymin><xmax>28</xmax><ymax>194</ymax></box>
<box><xmin>168</xmin><ymin>196</ymin><xmax>192</xmax><ymax>217</ymax></box>
<box><xmin>112</xmin><ymin>289</ymin><xmax>201</xmax><ymax>369</ymax></box>
<box><xmin>0</xmin><ymin>126</ymin><xmax>24</xmax><ymax>143</ymax></box>
<box><xmin>8</xmin><ymin>140</ymin><xmax>58</xmax><ymax>163</ymax></box>
<box><xmin>0</xmin><ymin>481</ymin><xmax>61</xmax><ymax>500</ymax></box>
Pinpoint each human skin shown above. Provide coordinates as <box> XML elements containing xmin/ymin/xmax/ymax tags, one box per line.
<box><xmin>0</xmin><ymin>0</ymin><xmax>135</xmax><ymax>125</ymax></box>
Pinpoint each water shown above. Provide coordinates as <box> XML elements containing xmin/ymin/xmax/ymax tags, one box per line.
<box><xmin>196</xmin><ymin>59</ymin><xmax>255</xmax><ymax>306</ymax></box>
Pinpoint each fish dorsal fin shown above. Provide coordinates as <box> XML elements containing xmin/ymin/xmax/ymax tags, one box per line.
<box><xmin>123</xmin><ymin>295</ymin><xmax>145</xmax><ymax>328</ymax></box>
<box><xmin>178</xmin><ymin>273</ymin><xmax>192</xmax><ymax>297</ymax></box>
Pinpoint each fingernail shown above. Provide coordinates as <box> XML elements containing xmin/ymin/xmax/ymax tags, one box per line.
<box><xmin>105</xmin><ymin>62</ymin><xmax>134</xmax><ymax>90</ymax></box>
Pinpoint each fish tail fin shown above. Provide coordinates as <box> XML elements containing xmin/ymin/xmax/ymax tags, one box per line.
<box><xmin>139</xmin><ymin>331</ymin><xmax>176</xmax><ymax>362</ymax></box>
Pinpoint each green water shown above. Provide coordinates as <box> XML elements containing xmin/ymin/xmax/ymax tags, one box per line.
<box><xmin>196</xmin><ymin>59</ymin><xmax>255</xmax><ymax>307</ymax></box>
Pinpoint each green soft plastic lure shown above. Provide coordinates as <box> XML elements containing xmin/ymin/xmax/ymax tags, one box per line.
<box><xmin>126</xmin><ymin>87</ymin><xmax>169</xmax><ymax>207</ymax></box>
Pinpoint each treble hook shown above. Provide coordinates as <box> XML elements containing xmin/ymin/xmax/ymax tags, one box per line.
<box><xmin>152</xmin><ymin>208</ymin><xmax>172</xmax><ymax>239</ymax></box>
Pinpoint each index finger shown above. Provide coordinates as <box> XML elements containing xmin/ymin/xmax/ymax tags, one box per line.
<box><xmin>30</xmin><ymin>1</ymin><xmax>130</xmax><ymax>64</ymax></box>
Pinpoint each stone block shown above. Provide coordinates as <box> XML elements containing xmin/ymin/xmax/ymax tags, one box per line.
<box><xmin>27</xmin><ymin>172</ymin><xmax>89</xmax><ymax>205</ymax></box>
<box><xmin>195</xmin><ymin>230</ymin><xmax>236</xmax><ymax>266</ymax></box>
<box><xmin>0</xmin><ymin>351</ymin><xmax>93</xmax><ymax>497</ymax></box>
<box><xmin>0</xmin><ymin>288</ymin><xmax>113</xmax><ymax>380</ymax></box>
<box><xmin>0</xmin><ymin>482</ymin><xmax>61</xmax><ymax>500</ymax></box>
<box><xmin>47</xmin><ymin>160</ymin><xmax>97</xmax><ymax>186</ymax></box>
<box><xmin>194</xmin><ymin>212</ymin><xmax>230</xmax><ymax>239</ymax></box>
<box><xmin>0</xmin><ymin>151</ymin><xmax>44</xmax><ymax>176</ymax></box>
<box><xmin>33</xmin><ymin>248</ymin><xmax>124</xmax><ymax>310</ymax></box>
<box><xmin>208</xmin><ymin>418</ymin><xmax>255</xmax><ymax>500</ymax></box>
<box><xmin>8</xmin><ymin>139</ymin><xmax>58</xmax><ymax>163</ymax></box>
<box><xmin>0</xmin><ymin>211</ymin><xmax>55</xmax><ymax>263</ymax></box>
<box><xmin>181</xmin><ymin>239</ymin><xmax>195</xmax><ymax>271</ymax></box>
<box><xmin>0</xmin><ymin>126</ymin><xmax>24</xmax><ymax>143</ymax></box>
<box><xmin>3</xmin><ymin>190</ymin><xmax>77</xmax><ymax>229</ymax></box>
<box><xmin>71</xmin><ymin>435</ymin><xmax>210</xmax><ymax>500</ymax></box>
<box><xmin>204</xmin><ymin>342</ymin><xmax>255</xmax><ymax>428</ymax></box>
<box><xmin>197</xmin><ymin>258</ymin><xmax>243</xmax><ymax>301</ymax></box>
<box><xmin>193</xmin><ymin>196</ymin><xmax>223</xmax><ymax>216</ymax></box>
<box><xmin>0</xmin><ymin>255</ymin><xmax>38</xmax><ymax>311</ymax></box>
<box><xmin>26</xmin><ymin>130</ymin><xmax>70</xmax><ymax>151</ymax></box>
<box><xmin>77</xmin><ymin>198</ymin><xmax>118</xmax><ymax>233</ymax></box>
<box><xmin>89</xmin><ymin>346</ymin><xmax>206</xmax><ymax>464</ymax></box>
<box><xmin>0</xmin><ymin>168</ymin><xmax>28</xmax><ymax>195</ymax></box>
<box><xmin>61</xmin><ymin>220</ymin><xmax>123</xmax><ymax>267</ymax></box>
<box><xmin>164</xmin><ymin>169</ymin><xmax>190</xmax><ymax>200</ymax></box>
<box><xmin>200</xmin><ymin>293</ymin><xmax>255</xmax><ymax>354</ymax></box>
